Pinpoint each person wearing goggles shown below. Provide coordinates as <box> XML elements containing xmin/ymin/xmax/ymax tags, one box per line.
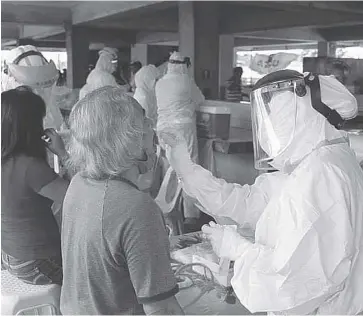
<box><xmin>156</xmin><ymin>52</ymin><xmax>205</xmax><ymax>222</ymax></box>
<box><xmin>79</xmin><ymin>47</ymin><xmax>124</xmax><ymax>99</ymax></box>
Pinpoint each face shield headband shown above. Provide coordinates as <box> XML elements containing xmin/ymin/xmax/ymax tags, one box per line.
<box><xmin>4</xmin><ymin>50</ymin><xmax>48</xmax><ymax>74</ymax></box>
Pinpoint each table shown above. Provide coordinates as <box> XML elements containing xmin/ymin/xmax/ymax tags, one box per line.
<box><xmin>176</xmin><ymin>284</ymin><xmax>265</xmax><ymax>315</ymax></box>
<box><xmin>170</xmin><ymin>234</ymin><xmax>265</xmax><ymax>315</ymax></box>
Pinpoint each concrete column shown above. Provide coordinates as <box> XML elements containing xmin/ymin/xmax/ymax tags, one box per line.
<box><xmin>178</xmin><ymin>1</ymin><xmax>195</xmax><ymax>78</ymax></box>
<box><xmin>219</xmin><ymin>35</ymin><xmax>234</xmax><ymax>99</ymax></box>
<box><xmin>65</xmin><ymin>24</ymin><xmax>89</xmax><ymax>89</ymax></box>
<box><xmin>130</xmin><ymin>43</ymin><xmax>148</xmax><ymax>66</ymax></box>
<box><xmin>147</xmin><ymin>45</ymin><xmax>178</xmax><ymax>66</ymax></box>
<box><xmin>317</xmin><ymin>41</ymin><xmax>336</xmax><ymax>57</ymax></box>
<box><xmin>178</xmin><ymin>2</ymin><xmax>219</xmax><ymax>99</ymax></box>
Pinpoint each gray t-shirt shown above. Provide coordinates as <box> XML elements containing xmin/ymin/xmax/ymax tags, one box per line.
<box><xmin>60</xmin><ymin>174</ymin><xmax>178</xmax><ymax>315</ymax></box>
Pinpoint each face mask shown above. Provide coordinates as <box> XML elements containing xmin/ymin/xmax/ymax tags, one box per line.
<box><xmin>136</xmin><ymin>150</ymin><xmax>157</xmax><ymax>192</ymax></box>
<box><xmin>257</xmin><ymin>91</ymin><xmax>296</xmax><ymax>158</ymax></box>
<box><xmin>135</xmin><ymin>119</ymin><xmax>158</xmax><ymax>192</ymax></box>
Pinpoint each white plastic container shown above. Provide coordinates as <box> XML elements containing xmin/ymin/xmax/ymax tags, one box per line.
<box><xmin>197</xmin><ymin>103</ymin><xmax>231</xmax><ymax>140</ymax></box>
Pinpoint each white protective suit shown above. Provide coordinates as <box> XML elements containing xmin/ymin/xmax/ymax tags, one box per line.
<box><xmin>133</xmin><ymin>65</ymin><xmax>161</xmax><ymax>128</ymax></box>
<box><xmin>2</xmin><ymin>45</ymin><xmax>64</xmax><ymax>130</ymax></box>
<box><xmin>157</xmin><ymin>61</ymin><xmax>168</xmax><ymax>78</ymax></box>
<box><xmin>164</xmin><ymin>75</ymin><xmax>363</xmax><ymax>314</ymax></box>
<box><xmin>155</xmin><ymin>52</ymin><xmax>205</xmax><ymax>163</ymax></box>
<box><xmin>79</xmin><ymin>47</ymin><xmax>124</xmax><ymax>99</ymax></box>
<box><xmin>156</xmin><ymin>52</ymin><xmax>205</xmax><ymax>219</ymax></box>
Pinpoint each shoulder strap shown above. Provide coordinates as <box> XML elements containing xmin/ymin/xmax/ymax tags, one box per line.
<box><xmin>304</xmin><ymin>73</ymin><xmax>345</xmax><ymax>129</ymax></box>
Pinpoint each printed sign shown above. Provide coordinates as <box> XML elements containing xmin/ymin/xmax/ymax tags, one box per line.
<box><xmin>250</xmin><ymin>53</ymin><xmax>298</xmax><ymax>74</ymax></box>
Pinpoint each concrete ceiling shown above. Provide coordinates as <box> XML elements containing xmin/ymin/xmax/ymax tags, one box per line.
<box><xmin>2</xmin><ymin>1</ymin><xmax>363</xmax><ymax>49</ymax></box>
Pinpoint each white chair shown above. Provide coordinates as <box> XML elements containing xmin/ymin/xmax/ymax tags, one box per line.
<box><xmin>155</xmin><ymin>166</ymin><xmax>184</xmax><ymax>236</ymax></box>
<box><xmin>1</xmin><ymin>270</ymin><xmax>61</xmax><ymax>315</ymax></box>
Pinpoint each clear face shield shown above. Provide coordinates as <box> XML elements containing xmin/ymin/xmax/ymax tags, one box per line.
<box><xmin>251</xmin><ymin>79</ymin><xmax>305</xmax><ymax>170</ymax></box>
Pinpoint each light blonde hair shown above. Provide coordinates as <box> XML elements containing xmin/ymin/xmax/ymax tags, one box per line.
<box><xmin>67</xmin><ymin>86</ymin><xmax>144</xmax><ymax>179</ymax></box>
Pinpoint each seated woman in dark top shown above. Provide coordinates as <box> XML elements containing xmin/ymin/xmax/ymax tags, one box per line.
<box><xmin>1</xmin><ymin>86</ymin><xmax>69</xmax><ymax>285</ymax></box>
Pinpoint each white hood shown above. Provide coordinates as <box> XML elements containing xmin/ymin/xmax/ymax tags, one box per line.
<box><xmin>95</xmin><ymin>47</ymin><xmax>118</xmax><ymax>74</ymax></box>
<box><xmin>269</xmin><ymin>75</ymin><xmax>357</xmax><ymax>172</ymax></box>
<box><xmin>167</xmin><ymin>51</ymin><xmax>189</xmax><ymax>75</ymax></box>
<box><xmin>133</xmin><ymin>65</ymin><xmax>160</xmax><ymax>127</ymax></box>
<box><xmin>2</xmin><ymin>45</ymin><xmax>63</xmax><ymax>130</ymax></box>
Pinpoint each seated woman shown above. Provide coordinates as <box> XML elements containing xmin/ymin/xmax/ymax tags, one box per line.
<box><xmin>1</xmin><ymin>86</ymin><xmax>69</xmax><ymax>285</ymax></box>
<box><xmin>61</xmin><ymin>86</ymin><xmax>183</xmax><ymax>315</ymax></box>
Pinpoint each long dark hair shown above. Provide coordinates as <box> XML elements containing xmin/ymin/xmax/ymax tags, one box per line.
<box><xmin>1</xmin><ymin>86</ymin><xmax>47</xmax><ymax>162</ymax></box>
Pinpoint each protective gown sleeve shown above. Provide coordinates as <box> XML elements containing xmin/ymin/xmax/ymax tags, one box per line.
<box><xmin>167</xmin><ymin>144</ymin><xmax>287</xmax><ymax>228</ymax></box>
<box><xmin>229</xmin><ymin>163</ymin><xmax>354</xmax><ymax>313</ymax></box>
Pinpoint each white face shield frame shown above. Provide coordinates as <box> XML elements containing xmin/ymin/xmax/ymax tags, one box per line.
<box><xmin>251</xmin><ymin>79</ymin><xmax>305</xmax><ymax>170</ymax></box>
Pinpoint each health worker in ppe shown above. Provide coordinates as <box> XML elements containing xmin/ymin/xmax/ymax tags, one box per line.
<box><xmin>156</xmin><ymin>52</ymin><xmax>205</xmax><ymax>220</ymax></box>
<box><xmin>2</xmin><ymin>45</ymin><xmax>64</xmax><ymax>130</ymax></box>
<box><xmin>79</xmin><ymin>47</ymin><xmax>125</xmax><ymax>99</ymax></box>
<box><xmin>133</xmin><ymin>65</ymin><xmax>161</xmax><ymax>129</ymax></box>
<box><xmin>155</xmin><ymin>51</ymin><xmax>205</xmax><ymax>163</ymax></box>
<box><xmin>160</xmin><ymin>70</ymin><xmax>363</xmax><ymax>315</ymax></box>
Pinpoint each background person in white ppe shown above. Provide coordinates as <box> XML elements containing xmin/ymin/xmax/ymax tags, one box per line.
<box><xmin>79</xmin><ymin>47</ymin><xmax>124</xmax><ymax>99</ymax></box>
<box><xmin>2</xmin><ymin>45</ymin><xmax>63</xmax><ymax>130</ymax></box>
<box><xmin>156</xmin><ymin>51</ymin><xmax>205</xmax><ymax>222</ymax></box>
<box><xmin>133</xmin><ymin>64</ymin><xmax>161</xmax><ymax>129</ymax></box>
<box><xmin>160</xmin><ymin>70</ymin><xmax>363</xmax><ymax>315</ymax></box>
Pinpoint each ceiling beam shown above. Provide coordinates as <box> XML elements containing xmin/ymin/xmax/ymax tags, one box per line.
<box><xmin>89</xmin><ymin>11</ymin><xmax>178</xmax><ymax>33</ymax></box>
<box><xmin>2</xmin><ymin>39</ymin><xmax>19</xmax><ymax>49</ymax></box>
<box><xmin>2</xmin><ymin>38</ymin><xmax>65</xmax><ymax>49</ymax></box>
<box><xmin>244</xmin><ymin>1</ymin><xmax>363</xmax><ymax>15</ymax></box>
<box><xmin>1</xmin><ymin>2</ymin><xmax>71</xmax><ymax>25</ymax></box>
<box><xmin>71</xmin><ymin>1</ymin><xmax>164</xmax><ymax>25</ymax></box>
<box><xmin>222</xmin><ymin>8</ymin><xmax>363</xmax><ymax>34</ymax></box>
<box><xmin>292</xmin><ymin>1</ymin><xmax>363</xmax><ymax>15</ymax></box>
<box><xmin>318</xmin><ymin>25</ymin><xmax>363</xmax><ymax>42</ymax></box>
<box><xmin>71</xmin><ymin>26</ymin><xmax>137</xmax><ymax>45</ymax></box>
<box><xmin>234</xmin><ymin>37</ymin><xmax>310</xmax><ymax>47</ymax></box>
<box><xmin>135</xmin><ymin>32</ymin><xmax>178</xmax><ymax>44</ymax></box>
<box><xmin>18</xmin><ymin>38</ymin><xmax>66</xmax><ymax>49</ymax></box>
<box><xmin>240</xmin><ymin>1</ymin><xmax>310</xmax><ymax>13</ymax></box>
<box><xmin>1</xmin><ymin>22</ymin><xmax>20</xmax><ymax>40</ymax></box>
<box><xmin>236</xmin><ymin>28</ymin><xmax>325</xmax><ymax>42</ymax></box>
<box><xmin>22</xmin><ymin>25</ymin><xmax>65</xmax><ymax>40</ymax></box>
<box><xmin>237</xmin><ymin>42</ymin><xmax>317</xmax><ymax>52</ymax></box>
